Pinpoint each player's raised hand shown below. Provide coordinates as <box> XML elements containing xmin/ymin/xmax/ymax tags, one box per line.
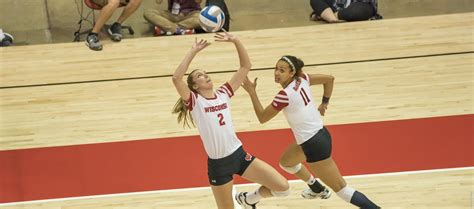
<box><xmin>191</xmin><ymin>38</ymin><xmax>211</xmax><ymax>53</ymax></box>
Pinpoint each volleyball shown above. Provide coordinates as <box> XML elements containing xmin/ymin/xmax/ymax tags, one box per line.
<box><xmin>199</xmin><ymin>5</ymin><xmax>225</xmax><ymax>32</ymax></box>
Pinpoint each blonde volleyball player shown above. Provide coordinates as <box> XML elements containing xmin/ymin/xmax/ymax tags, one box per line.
<box><xmin>172</xmin><ymin>32</ymin><xmax>289</xmax><ymax>209</ymax></box>
<box><xmin>241</xmin><ymin>55</ymin><xmax>380</xmax><ymax>209</ymax></box>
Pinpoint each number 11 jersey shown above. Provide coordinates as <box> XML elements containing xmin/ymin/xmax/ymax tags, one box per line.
<box><xmin>272</xmin><ymin>73</ymin><xmax>324</xmax><ymax>145</ymax></box>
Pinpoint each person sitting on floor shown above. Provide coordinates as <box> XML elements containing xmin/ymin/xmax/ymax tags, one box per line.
<box><xmin>85</xmin><ymin>0</ymin><xmax>143</xmax><ymax>51</ymax></box>
<box><xmin>310</xmin><ymin>0</ymin><xmax>382</xmax><ymax>23</ymax></box>
<box><xmin>144</xmin><ymin>0</ymin><xmax>202</xmax><ymax>36</ymax></box>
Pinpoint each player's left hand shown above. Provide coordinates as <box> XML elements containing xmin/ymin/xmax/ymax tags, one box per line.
<box><xmin>241</xmin><ymin>76</ymin><xmax>257</xmax><ymax>94</ymax></box>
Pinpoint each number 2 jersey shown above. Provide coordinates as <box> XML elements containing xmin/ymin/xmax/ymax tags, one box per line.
<box><xmin>272</xmin><ymin>73</ymin><xmax>324</xmax><ymax>145</ymax></box>
<box><xmin>185</xmin><ymin>83</ymin><xmax>242</xmax><ymax>159</ymax></box>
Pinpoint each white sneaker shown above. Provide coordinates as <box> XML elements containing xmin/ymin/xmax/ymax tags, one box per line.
<box><xmin>301</xmin><ymin>187</ymin><xmax>332</xmax><ymax>199</ymax></box>
<box><xmin>235</xmin><ymin>192</ymin><xmax>257</xmax><ymax>209</ymax></box>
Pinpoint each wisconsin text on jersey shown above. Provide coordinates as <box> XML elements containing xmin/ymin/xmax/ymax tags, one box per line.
<box><xmin>204</xmin><ymin>103</ymin><xmax>228</xmax><ymax>113</ymax></box>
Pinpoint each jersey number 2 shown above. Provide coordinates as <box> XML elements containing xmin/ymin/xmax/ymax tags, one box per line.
<box><xmin>300</xmin><ymin>88</ymin><xmax>311</xmax><ymax>106</ymax></box>
<box><xmin>217</xmin><ymin>113</ymin><xmax>226</xmax><ymax>126</ymax></box>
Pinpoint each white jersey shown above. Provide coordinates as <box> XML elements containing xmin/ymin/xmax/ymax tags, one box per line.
<box><xmin>185</xmin><ymin>83</ymin><xmax>242</xmax><ymax>159</ymax></box>
<box><xmin>272</xmin><ymin>73</ymin><xmax>324</xmax><ymax>144</ymax></box>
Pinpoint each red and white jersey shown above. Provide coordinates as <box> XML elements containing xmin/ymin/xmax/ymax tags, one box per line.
<box><xmin>185</xmin><ymin>83</ymin><xmax>242</xmax><ymax>159</ymax></box>
<box><xmin>272</xmin><ymin>73</ymin><xmax>324</xmax><ymax>144</ymax></box>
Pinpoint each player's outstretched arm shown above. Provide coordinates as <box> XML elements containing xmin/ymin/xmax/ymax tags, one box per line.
<box><xmin>242</xmin><ymin>77</ymin><xmax>280</xmax><ymax>123</ymax></box>
<box><xmin>172</xmin><ymin>38</ymin><xmax>211</xmax><ymax>100</ymax></box>
<box><xmin>215</xmin><ymin>31</ymin><xmax>252</xmax><ymax>92</ymax></box>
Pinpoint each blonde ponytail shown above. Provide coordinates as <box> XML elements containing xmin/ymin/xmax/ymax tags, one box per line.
<box><xmin>172</xmin><ymin>69</ymin><xmax>199</xmax><ymax>128</ymax></box>
<box><xmin>172</xmin><ymin>98</ymin><xmax>195</xmax><ymax>128</ymax></box>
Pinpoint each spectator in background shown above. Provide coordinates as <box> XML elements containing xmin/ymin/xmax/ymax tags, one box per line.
<box><xmin>144</xmin><ymin>0</ymin><xmax>202</xmax><ymax>36</ymax></box>
<box><xmin>310</xmin><ymin>0</ymin><xmax>382</xmax><ymax>23</ymax></box>
<box><xmin>86</xmin><ymin>0</ymin><xmax>143</xmax><ymax>51</ymax></box>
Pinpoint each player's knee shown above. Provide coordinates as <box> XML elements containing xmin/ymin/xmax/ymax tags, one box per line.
<box><xmin>279</xmin><ymin>163</ymin><xmax>302</xmax><ymax>174</ymax></box>
<box><xmin>271</xmin><ymin>188</ymin><xmax>291</xmax><ymax>197</ymax></box>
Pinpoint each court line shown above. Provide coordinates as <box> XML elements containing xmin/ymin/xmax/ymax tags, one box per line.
<box><xmin>0</xmin><ymin>51</ymin><xmax>472</xmax><ymax>90</ymax></box>
<box><xmin>1</xmin><ymin>166</ymin><xmax>471</xmax><ymax>207</ymax></box>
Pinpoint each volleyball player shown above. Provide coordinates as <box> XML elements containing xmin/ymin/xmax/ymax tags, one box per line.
<box><xmin>241</xmin><ymin>55</ymin><xmax>380</xmax><ymax>209</ymax></box>
<box><xmin>172</xmin><ymin>32</ymin><xmax>290</xmax><ymax>209</ymax></box>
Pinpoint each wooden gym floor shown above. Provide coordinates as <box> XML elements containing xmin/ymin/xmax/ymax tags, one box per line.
<box><xmin>0</xmin><ymin>13</ymin><xmax>473</xmax><ymax>208</ymax></box>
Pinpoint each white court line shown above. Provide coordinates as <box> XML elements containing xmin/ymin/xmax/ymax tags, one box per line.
<box><xmin>1</xmin><ymin>166</ymin><xmax>472</xmax><ymax>207</ymax></box>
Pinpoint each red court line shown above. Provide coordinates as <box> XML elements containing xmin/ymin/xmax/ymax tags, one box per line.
<box><xmin>0</xmin><ymin>114</ymin><xmax>472</xmax><ymax>203</ymax></box>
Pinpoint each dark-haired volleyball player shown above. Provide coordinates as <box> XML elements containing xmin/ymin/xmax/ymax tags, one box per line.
<box><xmin>241</xmin><ymin>55</ymin><xmax>380</xmax><ymax>209</ymax></box>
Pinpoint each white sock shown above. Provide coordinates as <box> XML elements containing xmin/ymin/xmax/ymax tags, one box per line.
<box><xmin>336</xmin><ymin>186</ymin><xmax>356</xmax><ymax>203</ymax></box>
<box><xmin>306</xmin><ymin>175</ymin><xmax>316</xmax><ymax>185</ymax></box>
<box><xmin>245</xmin><ymin>187</ymin><xmax>262</xmax><ymax>205</ymax></box>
